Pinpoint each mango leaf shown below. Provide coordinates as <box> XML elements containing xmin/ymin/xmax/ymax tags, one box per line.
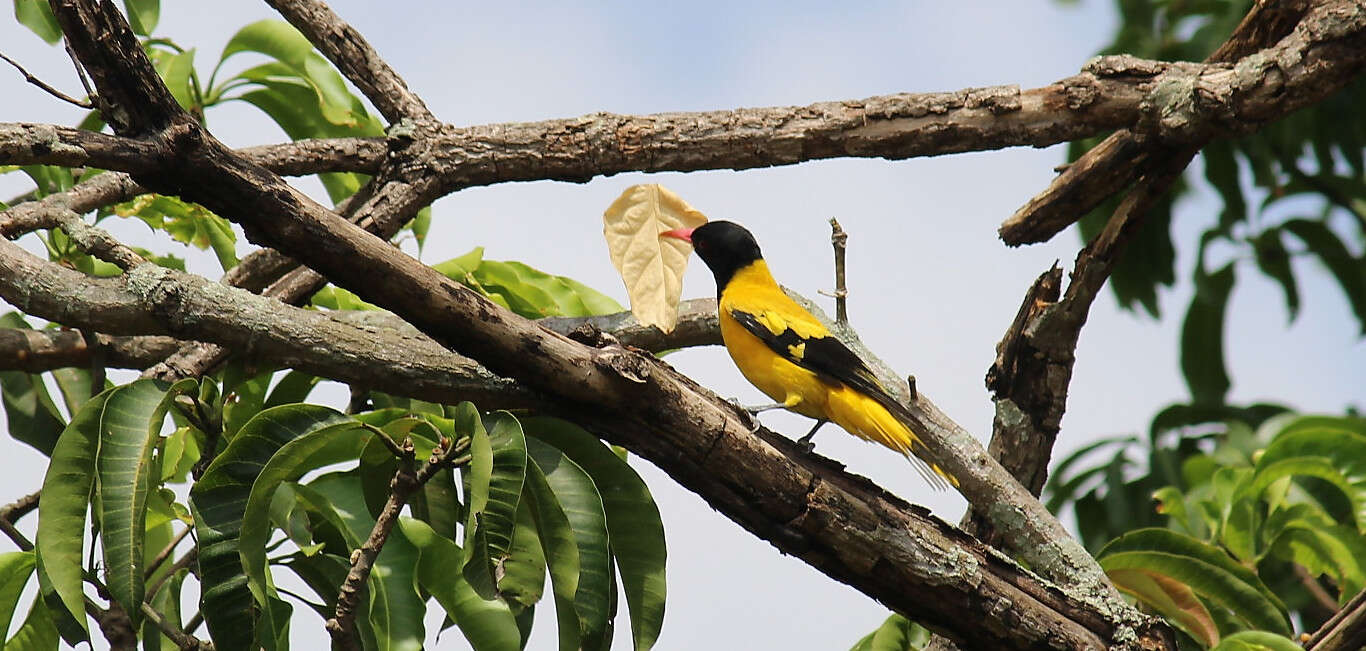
<box><xmin>1180</xmin><ymin>261</ymin><xmax>1235</xmax><ymax>405</ymax></box>
<box><xmin>5</xmin><ymin>595</ymin><xmax>60</xmax><ymax>650</ymax></box>
<box><xmin>1249</xmin><ymin>420</ymin><xmax>1366</xmax><ymax>530</ymax></box>
<box><xmin>1282</xmin><ymin>218</ymin><xmax>1366</xmax><ymax>335</ymax></box>
<box><xmin>1107</xmin><ymin>567</ymin><xmax>1219</xmax><ymax>646</ymax></box>
<box><xmin>400</xmin><ymin>518</ymin><xmax>522</xmax><ymax>651</ymax></box>
<box><xmin>151</xmin><ymin>48</ymin><xmax>197</xmax><ymax>112</ymax></box>
<box><xmin>1251</xmin><ymin>228</ymin><xmax>1299</xmax><ymax>322</ymax></box>
<box><xmin>97</xmin><ymin>379</ymin><xmax>192</xmax><ymax>628</ymax></box>
<box><xmin>0</xmin><ymin>551</ymin><xmax>36</xmax><ymax>643</ymax></box>
<box><xmin>849</xmin><ymin>613</ymin><xmax>930</xmax><ymax>651</ymax></box>
<box><xmin>524</xmin><ymin>418</ymin><xmax>667</xmax><ymax>651</ymax></box>
<box><xmin>1208</xmin><ymin>630</ymin><xmax>1304</xmax><ymax>651</ymax></box>
<box><xmin>263</xmin><ymin>370</ymin><xmax>321</xmax><ymax>409</ymax></box>
<box><xmin>522</xmin><ymin>458</ymin><xmax>583</xmax><ymax>650</ymax></box>
<box><xmin>523</xmin><ymin>437</ymin><xmax>612</xmax><ymax>643</ymax></box>
<box><xmin>602</xmin><ymin>184</ymin><xmax>708</xmax><ymax>332</ymax></box>
<box><xmin>472</xmin><ymin>260</ymin><xmax>622</xmax><ymax>319</ymax></box>
<box><xmin>123</xmin><ymin>0</ymin><xmax>159</xmax><ymax>36</ymax></box>
<box><xmin>112</xmin><ymin>194</ymin><xmax>238</xmax><ymax>269</ymax></box>
<box><xmin>33</xmin><ymin>389</ymin><xmax>113</xmax><ymax>636</ymax></box>
<box><xmin>1265</xmin><ymin>519</ymin><xmax>1366</xmax><ymax>602</ymax></box>
<box><xmin>463</xmin><ymin>413</ymin><xmax>527</xmax><ymax>598</ymax></box>
<box><xmin>498</xmin><ymin>496</ymin><xmax>547</xmax><ymax>610</ymax></box>
<box><xmin>1098</xmin><ymin>529</ymin><xmax>1290</xmax><ymax>635</ymax></box>
<box><xmin>14</xmin><ymin>0</ymin><xmax>61</xmax><ymax>43</ymax></box>
<box><xmin>217</xmin><ymin>20</ymin><xmax>370</xmax><ymax>129</ymax></box>
<box><xmin>0</xmin><ymin>313</ymin><xmax>66</xmax><ymax>456</ymax></box>
<box><xmin>237</xmin><ymin>408</ymin><xmax>368</xmax><ymax>607</ymax></box>
<box><xmin>190</xmin><ymin>404</ymin><xmax>358</xmax><ymax>650</ymax></box>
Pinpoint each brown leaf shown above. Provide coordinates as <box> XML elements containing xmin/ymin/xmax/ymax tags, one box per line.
<box><xmin>602</xmin><ymin>184</ymin><xmax>708</xmax><ymax>333</ymax></box>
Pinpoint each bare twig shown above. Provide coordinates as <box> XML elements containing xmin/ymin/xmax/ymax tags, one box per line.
<box><xmin>143</xmin><ymin>527</ymin><xmax>192</xmax><ymax>580</ymax></box>
<box><xmin>1307</xmin><ymin>587</ymin><xmax>1366</xmax><ymax>651</ymax></box>
<box><xmin>0</xmin><ymin>50</ymin><xmax>92</xmax><ymax>108</ymax></box>
<box><xmin>145</xmin><ymin>547</ymin><xmax>199</xmax><ymax>602</ymax></box>
<box><xmin>326</xmin><ymin>435</ymin><xmax>471</xmax><ymax>649</ymax></box>
<box><xmin>140</xmin><ymin>602</ymin><xmax>211</xmax><ymax>651</ymax></box>
<box><xmin>829</xmin><ymin>217</ymin><xmax>848</xmax><ymax>324</ymax></box>
<box><xmin>0</xmin><ymin>491</ymin><xmax>40</xmax><ymax>525</ymax></box>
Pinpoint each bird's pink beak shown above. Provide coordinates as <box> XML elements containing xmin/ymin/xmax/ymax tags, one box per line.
<box><xmin>660</xmin><ymin>227</ymin><xmax>695</xmax><ymax>243</ymax></box>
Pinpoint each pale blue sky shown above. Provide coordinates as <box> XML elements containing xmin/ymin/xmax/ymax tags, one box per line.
<box><xmin>3</xmin><ymin>2</ymin><xmax>1363</xmax><ymax>649</ymax></box>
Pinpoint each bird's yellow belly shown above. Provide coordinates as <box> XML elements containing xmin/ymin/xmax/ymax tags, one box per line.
<box><xmin>719</xmin><ymin>313</ymin><xmax>830</xmax><ymax>421</ymax></box>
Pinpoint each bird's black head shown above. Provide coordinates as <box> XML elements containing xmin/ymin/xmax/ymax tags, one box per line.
<box><xmin>685</xmin><ymin>221</ymin><xmax>764</xmax><ymax>295</ymax></box>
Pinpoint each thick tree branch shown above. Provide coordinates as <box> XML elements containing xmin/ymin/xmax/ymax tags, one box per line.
<box><xmin>999</xmin><ymin>0</ymin><xmax>1356</xmax><ymax>245</ymax></box>
<box><xmin>262</xmin><ymin>0</ymin><xmax>434</xmax><ymax>124</ymax></box>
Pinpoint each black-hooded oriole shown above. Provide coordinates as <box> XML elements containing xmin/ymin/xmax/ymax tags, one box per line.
<box><xmin>662</xmin><ymin>220</ymin><xmax>954</xmax><ymax>489</ymax></box>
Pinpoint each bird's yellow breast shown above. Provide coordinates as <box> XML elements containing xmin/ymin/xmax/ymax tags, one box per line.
<box><xmin>717</xmin><ymin>261</ymin><xmax>833</xmax><ymax>421</ymax></box>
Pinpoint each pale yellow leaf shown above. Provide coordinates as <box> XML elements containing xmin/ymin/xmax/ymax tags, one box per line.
<box><xmin>602</xmin><ymin>184</ymin><xmax>709</xmax><ymax>333</ymax></box>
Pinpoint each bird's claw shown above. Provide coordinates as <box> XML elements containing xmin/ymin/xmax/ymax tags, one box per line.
<box><xmin>726</xmin><ymin>397</ymin><xmax>765</xmax><ymax>433</ymax></box>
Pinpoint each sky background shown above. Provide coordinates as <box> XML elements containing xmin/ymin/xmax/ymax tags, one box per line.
<box><xmin>3</xmin><ymin>2</ymin><xmax>1364</xmax><ymax>649</ymax></box>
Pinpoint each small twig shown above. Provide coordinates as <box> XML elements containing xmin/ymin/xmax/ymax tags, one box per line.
<box><xmin>0</xmin><ymin>491</ymin><xmax>40</xmax><ymax>525</ymax></box>
<box><xmin>829</xmin><ymin>217</ymin><xmax>848</xmax><ymax>324</ymax></box>
<box><xmin>183</xmin><ymin>611</ymin><xmax>204</xmax><ymax>636</ymax></box>
<box><xmin>144</xmin><ymin>527</ymin><xmax>192</xmax><ymax>580</ymax></box>
<box><xmin>326</xmin><ymin>435</ymin><xmax>471</xmax><ymax>648</ymax></box>
<box><xmin>63</xmin><ymin>39</ymin><xmax>96</xmax><ymax>108</ymax></box>
<box><xmin>145</xmin><ymin>547</ymin><xmax>199</xmax><ymax>602</ymax></box>
<box><xmin>363</xmin><ymin>423</ymin><xmax>407</xmax><ymax>458</ymax></box>
<box><xmin>0</xmin><ymin>516</ymin><xmax>33</xmax><ymax>552</ymax></box>
<box><xmin>140</xmin><ymin>602</ymin><xmax>211</xmax><ymax>651</ymax></box>
<box><xmin>0</xmin><ymin>50</ymin><xmax>93</xmax><ymax>108</ymax></box>
<box><xmin>1296</xmin><ymin>564</ymin><xmax>1341</xmax><ymax>615</ymax></box>
<box><xmin>1306</xmin><ymin>586</ymin><xmax>1366</xmax><ymax>651</ymax></box>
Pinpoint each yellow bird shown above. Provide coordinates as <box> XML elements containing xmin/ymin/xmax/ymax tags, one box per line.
<box><xmin>662</xmin><ymin>221</ymin><xmax>954</xmax><ymax>489</ymax></box>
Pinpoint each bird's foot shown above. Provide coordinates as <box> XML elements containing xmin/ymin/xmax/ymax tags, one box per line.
<box><xmin>725</xmin><ymin>398</ymin><xmax>767</xmax><ymax>433</ymax></box>
<box><xmin>795</xmin><ymin>419</ymin><xmax>828</xmax><ymax>453</ymax></box>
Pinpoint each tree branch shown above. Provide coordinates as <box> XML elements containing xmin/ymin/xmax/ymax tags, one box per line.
<box><xmin>998</xmin><ymin>0</ymin><xmax>1352</xmax><ymax>245</ymax></box>
<box><xmin>261</xmin><ymin>0</ymin><xmax>434</xmax><ymax>124</ymax></box>
<box><xmin>0</xmin><ymin>50</ymin><xmax>92</xmax><ymax>108</ymax></box>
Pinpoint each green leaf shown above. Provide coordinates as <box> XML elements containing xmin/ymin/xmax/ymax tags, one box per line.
<box><xmin>1249</xmin><ymin>419</ymin><xmax>1366</xmax><ymax>529</ymax></box>
<box><xmin>190</xmin><ymin>404</ymin><xmax>358</xmax><ymax>650</ymax></box>
<box><xmin>50</xmin><ymin>368</ymin><xmax>96</xmax><ymax>417</ymax></box>
<box><xmin>97</xmin><ymin>379</ymin><xmax>191</xmax><ymax>628</ymax></box>
<box><xmin>522</xmin><ymin>459</ymin><xmax>582</xmax><ymax>650</ymax></box>
<box><xmin>1266</xmin><ymin>519</ymin><xmax>1366</xmax><ymax>602</ymax></box>
<box><xmin>522</xmin><ymin>437</ymin><xmax>612</xmax><ymax>643</ymax></box>
<box><xmin>499</xmin><ymin>496</ymin><xmax>547</xmax><ymax>609</ymax></box>
<box><xmin>34</xmin><ymin>389</ymin><xmax>112</xmax><ymax>636</ymax></box>
<box><xmin>1202</xmin><ymin>140</ymin><xmax>1246</xmax><ymax>231</ymax></box>
<box><xmin>1107</xmin><ymin>565</ymin><xmax>1220</xmax><ymax>647</ymax></box>
<box><xmin>1099</xmin><ymin>528</ymin><xmax>1290</xmax><ymax>635</ymax></box>
<box><xmin>523</xmin><ymin>418</ymin><xmax>666</xmax><ymax>651</ymax></box>
<box><xmin>263</xmin><ymin>371</ymin><xmax>321</xmax><ymax>409</ymax></box>
<box><xmin>400</xmin><ymin>518</ymin><xmax>522</xmax><ymax>651</ymax></box>
<box><xmin>237</xmin><ymin>408</ymin><xmax>367</xmax><ymax>606</ymax></box>
<box><xmin>0</xmin><ymin>551</ymin><xmax>36</xmax><ymax>642</ymax></box>
<box><xmin>0</xmin><ymin>315</ymin><xmax>67</xmax><ymax>456</ymax></box>
<box><xmin>1282</xmin><ymin>218</ymin><xmax>1366</xmax><ymax>335</ymax></box>
<box><xmin>123</xmin><ymin>0</ymin><xmax>159</xmax><ymax>36</ymax></box>
<box><xmin>1180</xmin><ymin>261</ymin><xmax>1236</xmax><ymax>405</ymax></box>
<box><xmin>219</xmin><ymin>20</ymin><xmax>374</xmax><ymax>130</ymax></box>
<box><xmin>463</xmin><ymin>413</ymin><xmax>527</xmax><ymax>599</ymax></box>
<box><xmin>13</xmin><ymin>0</ymin><xmax>62</xmax><ymax>44</ymax></box>
<box><xmin>1208</xmin><ymin>630</ymin><xmax>1304</xmax><ymax>651</ymax></box>
<box><xmin>849</xmin><ymin>612</ymin><xmax>930</xmax><ymax>651</ymax></box>
<box><xmin>5</xmin><ymin>594</ymin><xmax>60</xmax><ymax>650</ymax></box>
<box><xmin>153</xmin><ymin>48</ymin><xmax>196</xmax><ymax>111</ymax></box>
<box><xmin>1252</xmin><ymin>228</ymin><xmax>1299</xmax><ymax>322</ymax></box>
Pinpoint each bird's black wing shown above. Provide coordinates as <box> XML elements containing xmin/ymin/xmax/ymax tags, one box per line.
<box><xmin>729</xmin><ymin>308</ymin><xmax>893</xmax><ymax>401</ymax></box>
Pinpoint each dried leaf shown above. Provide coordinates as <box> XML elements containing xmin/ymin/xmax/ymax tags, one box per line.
<box><xmin>603</xmin><ymin>184</ymin><xmax>708</xmax><ymax>333</ymax></box>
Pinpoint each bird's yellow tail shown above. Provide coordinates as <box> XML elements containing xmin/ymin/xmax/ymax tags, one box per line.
<box><xmin>823</xmin><ymin>385</ymin><xmax>957</xmax><ymax>490</ymax></box>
